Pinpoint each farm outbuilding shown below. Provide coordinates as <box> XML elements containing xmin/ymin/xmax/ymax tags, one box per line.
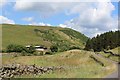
<box><xmin>26</xmin><ymin>45</ymin><xmax>47</xmax><ymax>51</ymax></box>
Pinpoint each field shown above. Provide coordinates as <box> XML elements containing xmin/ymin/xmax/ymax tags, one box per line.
<box><xmin>2</xmin><ymin>50</ymin><xmax>117</xmax><ymax>78</ymax></box>
<box><xmin>1</xmin><ymin>24</ymin><xmax>88</xmax><ymax>51</ymax></box>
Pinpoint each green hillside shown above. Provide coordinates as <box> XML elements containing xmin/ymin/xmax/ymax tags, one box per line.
<box><xmin>1</xmin><ymin>24</ymin><xmax>88</xmax><ymax>51</ymax></box>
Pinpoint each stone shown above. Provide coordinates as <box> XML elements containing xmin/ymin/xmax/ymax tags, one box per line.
<box><xmin>0</xmin><ymin>64</ymin><xmax>62</xmax><ymax>79</ymax></box>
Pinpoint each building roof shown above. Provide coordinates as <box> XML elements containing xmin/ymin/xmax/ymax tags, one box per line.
<box><xmin>25</xmin><ymin>45</ymin><xmax>47</xmax><ymax>49</ymax></box>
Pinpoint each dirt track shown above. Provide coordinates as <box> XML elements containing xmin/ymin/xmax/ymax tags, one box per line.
<box><xmin>105</xmin><ymin>64</ymin><xmax>119</xmax><ymax>78</ymax></box>
<box><xmin>94</xmin><ymin>53</ymin><xmax>119</xmax><ymax>78</ymax></box>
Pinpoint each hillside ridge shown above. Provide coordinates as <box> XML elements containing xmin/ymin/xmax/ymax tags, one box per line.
<box><xmin>1</xmin><ymin>24</ymin><xmax>88</xmax><ymax>52</ymax></box>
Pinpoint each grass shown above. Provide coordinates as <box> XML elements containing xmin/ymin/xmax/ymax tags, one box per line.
<box><xmin>98</xmin><ymin>47</ymin><xmax>120</xmax><ymax>62</ymax></box>
<box><xmin>60</xmin><ymin>28</ymin><xmax>88</xmax><ymax>42</ymax></box>
<box><xmin>109</xmin><ymin>47</ymin><xmax>119</xmax><ymax>54</ymax></box>
<box><xmin>1</xmin><ymin>24</ymin><xmax>88</xmax><ymax>50</ymax></box>
<box><xmin>2</xmin><ymin>50</ymin><xmax>117</xmax><ymax>78</ymax></box>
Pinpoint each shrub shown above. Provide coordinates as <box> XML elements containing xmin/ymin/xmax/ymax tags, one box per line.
<box><xmin>6</xmin><ymin>44</ymin><xmax>16</xmax><ymax>52</ymax></box>
<box><xmin>21</xmin><ymin>51</ymin><xmax>27</xmax><ymax>56</ymax></box>
<box><xmin>32</xmin><ymin>52</ymin><xmax>38</xmax><ymax>56</ymax></box>
<box><xmin>6</xmin><ymin>44</ymin><xmax>25</xmax><ymax>53</ymax></box>
<box><xmin>27</xmin><ymin>46</ymin><xmax>35</xmax><ymax>53</ymax></box>
<box><xmin>6</xmin><ymin>44</ymin><xmax>31</xmax><ymax>54</ymax></box>
<box><xmin>45</xmin><ymin>51</ymin><xmax>52</xmax><ymax>55</ymax></box>
<box><xmin>50</xmin><ymin>45</ymin><xmax>58</xmax><ymax>52</ymax></box>
<box><xmin>39</xmin><ymin>51</ymin><xmax>44</xmax><ymax>55</ymax></box>
<box><xmin>2</xmin><ymin>50</ymin><xmax>6</xmax><ymax>53</ymax></box>
<box><xmin>59</xmin><ymin>46</ymin><xmax>69</xmax><ymax>52</ymax></box>
<box><xmin>69</xmin><ymin>46</ymin><xmax>81</xmax><ymax>50</ymax></box>
<box><xmin>14</xmin><ymin>45</ymin><xmax>25</xmax><ymax>52</ymax></box>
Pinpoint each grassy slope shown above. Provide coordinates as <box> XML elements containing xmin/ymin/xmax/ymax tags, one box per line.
<box><xmin>59</xmin><ymin>28</ymin><xmax>88</xmax><ymax>43</ymax></box>
<box><xmin>1</xmin><ymin>24</ymin><xmax>88</xmax><ymax>50</ymax></box>
<box><xmin>98</xmin><ymin>47</ymin><xmax>120</xmax><ymax>62</ymax></box>
<box><xmin>109</xmin><ymin>47</ymin><xmax>119</xmax><ymax>54</ymax></box>
<box><xmin>2</xmin><ymin>50</ymin><xmax>116</xmax><ymax>78</ymax></box>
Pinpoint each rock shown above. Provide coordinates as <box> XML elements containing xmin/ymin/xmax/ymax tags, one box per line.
<box><xmin>0</xmin><ymin>64</ymin><xmax>63</xmax><ymax>79</ymax></box>
<box><xmin>43</xmin><ymin>67</ymin><xmax>48</xmax><ymax>72</ymax></box>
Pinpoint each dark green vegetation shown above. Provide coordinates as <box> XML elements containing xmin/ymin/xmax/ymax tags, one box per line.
<box><xmin>85</xmin><ymin>30</ymin><xmax>120</xmax><ymax>52</ymax></box>
<box><xmin>1</xmin><ymin>24</ymin><xmax>88</xmax><ymax>52</ymax></box>
<box><xmin>6</xmin><ymin>44</ymin><xmax>35</xmax><ymax>53</ymax></box>
<box><xmin>50</xmin><ymin>45</ymin><xmax>58</xmax><ymax>52</ymax></box>
<box><xmin>6</xmin><ymin>44</ymin><xmax>27</xmax><ymax>53</ymax></box>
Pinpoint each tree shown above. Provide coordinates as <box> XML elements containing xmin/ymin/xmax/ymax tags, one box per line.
<box><xmin>84</xmin><ymin>30</ymin><xmax>120</xmax><ymax>52</ymax></box>
<box><xmin>84</xmin><ymin>38</ymin><xmax>92</xmax><ymax>51</ymax></box>
<box><xmin>7</xmin><ymin>44</ymin><xmax>16</xmax><ymax>52</ymax></box>
<box><xmin>50</xmin><ymin>45</ymin><xmax>58</xmax><ymax>52</ymax></box>
<box><xmin>27</xmin><ymin>45</ymin><xmax>35</xmax><ymax>53</ymax></box>
<box><xmin>69</xmin><ymin>46</ymin><xmax>81</xmax><ymax>50</ymax></box>
<box><xmin>6</xmin><ymin>44</ymin><xmax>26</xmax><ymax>53</ymax></box>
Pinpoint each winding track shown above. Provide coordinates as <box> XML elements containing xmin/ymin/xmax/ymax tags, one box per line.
<box><xmin>94</xmin><ymin>52</ymin><xmax>119</xmax><ymax>78</ymax></box>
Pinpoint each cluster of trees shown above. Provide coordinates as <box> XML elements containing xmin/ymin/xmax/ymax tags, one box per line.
<box><xmin>4</xmin><ymin>44</ymin><xmax>82</xmax><ymax>56</ymax></box>
<box><xmin>6</xmin><ymin>44</ymin><xmax>35</xmax><ymax>54</ymax></box>
<box><xmin>5</xmin><ymin>44</ymin><xmax>58</xmax><ymax>55</ymax></box>
<box><xmin>50</xmin><ymin>45</ymin><xmax>58</xmax><ymax>52</ymax></box>
<box><xmin>85</xmin><ymin>30</ymin><xmax>120</xmax><ymax>52</ymax></box>
<box><xmin>50</xmin><ymin>45</ymin><xmax>81</xmax><ymax>52</ymax></box>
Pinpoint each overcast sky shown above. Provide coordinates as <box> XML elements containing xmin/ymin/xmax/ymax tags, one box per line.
<box><xmin>0</xmin><ymin>0</ymin><xmax>119</xmax><ymax>37</ymax></box>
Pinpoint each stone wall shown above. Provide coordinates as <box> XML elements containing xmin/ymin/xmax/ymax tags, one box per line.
<box><xmin>0</xmin><ymin>64</ymin><xmax>63</xmax><ymax>79</ymax></box>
